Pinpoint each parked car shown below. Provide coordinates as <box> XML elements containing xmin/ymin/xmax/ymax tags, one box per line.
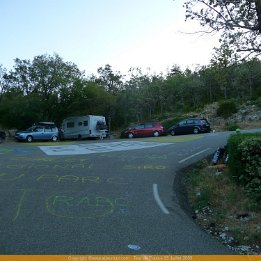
<box><xmin>168</xmin><ymin>118</ymin><xmax>211</xmax><ymax>136</ymax></box>
<box><xmin>15</xmin><ymin>122</ymin><xmax>59</xmax><ymax>142</ymax></box>
<box><xmin>0</xmin><ymin>131</ymin><xmax>6</xmax><ymax>142</ymax></box>
<box><xmin>121</xmin><ymin>122</ymin><xmax>166</xmax><ymax>138</ymax></box>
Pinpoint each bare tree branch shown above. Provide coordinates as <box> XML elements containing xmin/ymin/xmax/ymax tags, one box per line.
<box><xmin>184</xmin><ymin>0</ymin><xmax>261</xmax><ymax>55</ymax></box>
<box><xmin>255</xmin><ymin>0</ymin><xmax>261</xmax><ymax>33</ymax></box>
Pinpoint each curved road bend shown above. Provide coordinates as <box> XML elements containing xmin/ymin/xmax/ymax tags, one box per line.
<box><xmin>0</xmin><ymin>131</ymin><xmax>250</xmax><ymax>254</ymax></box>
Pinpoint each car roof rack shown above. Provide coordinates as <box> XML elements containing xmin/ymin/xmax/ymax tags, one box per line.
<box><xmin>38</xmin><ymin>122</ymin><xmax>56</xmax><ymax>126</ymax></box>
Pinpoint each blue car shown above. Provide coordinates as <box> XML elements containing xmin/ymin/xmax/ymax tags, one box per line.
<box><xmin>15</xmin><ymin>122</ymin><xmax>59</xmax><ymax>142</ymax></box>
<box><xmin>168</xmin><ymin>118</ymin><xmax>211</xmax><ymax>136</ymax></box>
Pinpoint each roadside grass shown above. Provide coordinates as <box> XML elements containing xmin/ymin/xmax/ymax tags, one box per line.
<box><xmin>185</xmin><ymin>159</ymin><xmax>261</xmax><ymax>249</ymax></box>
<box><xmin>212</xmin><ymin>121</ymin><xmax>261</xmax><ymax>132</ymax></box>
<box><xmin>142</xmin><ymin>135</ymin><xmax>204</xmax><ymax>143</ymax></box>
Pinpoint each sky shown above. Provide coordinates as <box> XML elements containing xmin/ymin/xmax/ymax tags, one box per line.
<box><xmin>0</xmin><ymin>0</ymin><xmax>220</xmax><ymax>76</ymax></box>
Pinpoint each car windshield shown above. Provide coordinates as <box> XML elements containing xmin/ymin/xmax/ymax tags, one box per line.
<box><xmin>135</xmin><ymin>124</ymin><xmax>145</xmax><ymax>129</ymax></box>
<box><xmin>179</xmin><ymin>120</ymin><xmax>186</xmax><ymax>126</ymax></box>
<box><xmin>128</xmin><ymin>124</ymin><xmax>138</xmax><ymax>129</ymax></box>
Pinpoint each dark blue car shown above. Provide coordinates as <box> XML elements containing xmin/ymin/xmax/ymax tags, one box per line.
<box><xmin>168</xmin><ymin>118</ymin><xmax>211</xmax><ymax>136</ymax></box>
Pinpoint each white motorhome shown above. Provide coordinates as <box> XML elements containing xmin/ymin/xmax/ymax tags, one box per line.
<box><xmin>61</xmin><ymin>115</ymin><xmax>107</xmax><ymax>140</ymax></box>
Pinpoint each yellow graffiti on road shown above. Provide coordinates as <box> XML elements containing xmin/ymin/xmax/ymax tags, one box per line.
<box><xmin>0</xmin><ymin>172</ymin><xmax>25</xmax><ymax>181</ymax></box>
<box><xmin>0</xmin><ymin>172</ymin><xmax>128</xmax><ymax>185</ymax></box>
<box><xmin>46</xmin><ymin>192</ymin><xmax>129</xmax><ymax>219</ymax></box>
<box><xmin>0</xmin><ymin>163</ymin><xmax>93</xmax><ymax>170</ymax></box>
<box><xmin>123</xmin><ymin>164</ymin><xmax>167</xmax><ymax>170</ymax></box>
<box><xmin>37</xmin><ymin>174</ymin><xmax>128</xmax><ymax>185</ymax></box>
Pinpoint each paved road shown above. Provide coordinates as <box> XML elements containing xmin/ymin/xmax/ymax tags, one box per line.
<box><xmin>0</xmin><ymin>132</ymin><xmax>241</xmax><ymax>254</ymax></box>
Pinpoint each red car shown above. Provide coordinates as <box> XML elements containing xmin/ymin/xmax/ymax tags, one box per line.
<box><xmin>121</xmin><ymin>122</ymin><xmax>165</xmax><ymax>138</ymax></box>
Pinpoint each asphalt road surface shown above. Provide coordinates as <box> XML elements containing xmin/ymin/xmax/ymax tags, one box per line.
<box><xmin>0</xmin><ymin>131</ymin><xmax>255</xmax><ymax>254</ymax></box>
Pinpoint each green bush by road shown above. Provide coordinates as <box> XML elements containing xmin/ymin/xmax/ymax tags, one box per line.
<box><xmin>227</xmin><ymin>133</ymin><xmax>261</xmax><ymax>208</ymax></box>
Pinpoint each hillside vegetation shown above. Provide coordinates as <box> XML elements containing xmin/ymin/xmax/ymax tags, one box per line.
<box><xmin>0</xmin><ymin>53</ymin><xmax>260</xmax><ymax>130</ymax></box>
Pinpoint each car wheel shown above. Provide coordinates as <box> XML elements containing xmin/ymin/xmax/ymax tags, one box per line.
<box><xmin>170</xmin><ymin>130</ymin><xmax>175</xmax><ymax>136</ymax></box>
<box><xmin>153</xmin><ymin>131</ymin><xmax>159</xmax><ymax>137</ymax></box>
<box><xmin>26</xmin><ymin>135</ymin><xmax>33</xmax><ymax>142</ymax></box>
<box><xmin>193</xmin><ymin>128</ymin><xmax>199</xmax><ymax>134</ymax></box>
<box><xmin>52</xmin><ymin>135</ymin><xmax>58</xmax><ymax>142</ymax></box>
<box><xmin>128</xmin><ymin>133</ymin><xmax>134</xmax><ymax>139</ymax></box>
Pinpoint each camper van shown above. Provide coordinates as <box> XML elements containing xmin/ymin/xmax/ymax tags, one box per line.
<box><xmin>61</xmin><ymin>115</ymin><xmax>107</xmax><ymax>140</ymax></box>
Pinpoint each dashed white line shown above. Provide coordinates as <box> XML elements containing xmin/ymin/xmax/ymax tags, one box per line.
<box><xmin>178</xmin><ymin>148</ymin><xmax>210</xmax><ymax>164</ymax></box>
<box><xmin>153</xmin><ymin>184</ymin><xmax>170</xmax><ymax>215</ymax></box>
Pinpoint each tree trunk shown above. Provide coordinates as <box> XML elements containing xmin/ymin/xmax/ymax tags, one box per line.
<box><xmin>208</xmin><ymin>83</ymin><xmax>213</xmax><ymax>102</ymax></box>
<box><xmin>255</xmin><ymin>0</ymin><xmax>261</xmax><ymax>34</ymax></box>
<box><xmin>222</xmin><ymin>85</ymin><xmax>228</xmax><ymax>100</ymax></box>
<box><xmin>248</xmin><ymin>76</ymin><xmax>253</xmax><ymax>98</ymax></box>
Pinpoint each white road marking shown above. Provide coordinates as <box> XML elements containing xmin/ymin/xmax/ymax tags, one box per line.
<box><xmin>178</xmin><ymin>148</ymin><xmax>210</xmax><ymax>164</ymax></box>
<box><xmin>39</xmin><ymin>141</ymin><xmax>172</xmax><ymax>156</ymax></box>
<box><xmin>153</xmin><ymin>184</ymin><xmax>170</xmax><ymax>215</ymax></box>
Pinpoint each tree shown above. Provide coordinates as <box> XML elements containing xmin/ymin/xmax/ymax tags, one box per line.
<box><xmin>62</xmin><ymin>80</ymin><xmax>116</xmax><ymax>118</ymax></box>
<box><xmin>165</xmin><ymin>72</ymin><xmax>188</xmax><ymax>111</ymax></box>
<box><xmin>231</xmin><ymin>58</ymin><xmax>261</xmax><ymax>98</ymax></box>
<box><xmin>0</xmin><ymin>91</ymin><xmax>43</xmax><ymax>129</ymax></box>
<box><xmin>198</xmin><ymin>66</ymin><xmax>217</xmax><ymax>102</ymax></box>
<box><xmin>210</xmin><ymin>39</ymin><xmax>238</xmax><ymax>99</ymax></box>
<box><xmin>184</xmin><ymin>0</ymin><xmax>261</xmax><ymax>57</ymax></box>
<box><xmin>0</xmin><ymin>65</ymin><xmax>6</xmax><ymax>98</ymax></box>
<box><xmin>2</xmin><ymin>54</ymin><xmax>84</xmax><ymax>124</ymax></box>
<box><xmin>96</xmin><ymin>64</ymin><xmax>124</xmax><ymax>93</ymax></box>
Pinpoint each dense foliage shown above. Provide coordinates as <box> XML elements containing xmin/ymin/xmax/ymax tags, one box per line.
<box><xmin>227</xmin><ymin>133</ymin><xmax>261</xmax><ymax>207</ymax></box>
<box><xmin>0</xmin><ymin>53</ymin><xmax>260</xmax><ymax>130</ymax></box>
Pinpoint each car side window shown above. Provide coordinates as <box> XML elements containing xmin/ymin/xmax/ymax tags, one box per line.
<box><xmin>145</xmin><ymin>123</ymin><xmax>153</xmax><ymax>128</ymax></box>
<box><xmin>186</xmin><ymin>120</ymin><xmax>194</xmax><ymax>125</ymax></box>
<box><xmin>44</xmin><ymin>126</ymin><xmax>52</xmax><ymax>132</ymax></box>
<box><xmin>135</xmin><ymin>124</ymin><xmax>145</xmax><ymax>129</ymax></box>
<box><xmin>34</xmin><ymin>127</ymin><xmax>43</xmax><ymax>132</ymax></box>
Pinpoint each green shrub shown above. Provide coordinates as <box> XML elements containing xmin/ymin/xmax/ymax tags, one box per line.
<box><xmin>253</xmin><ymin>97</ymin><xmax>261</xmax><ymax>108</ymax></box>
<box><xmin>227</xmin><ymin>124</ymin><xmax>241</xmax><ymax>131</ymax></box>
<box><xmin>227</xmin><ymin>133</ymin><xmax>261</xmax><ymax>206</ymax></box>
<box><xmin>217</xmin><ymin>100</ymin><xmax>237</xmax><ymax>119</ymax></box>
<box><xmin>239</xmin><ymin>138</ymin><xmax>261</xmax><ymax>204</ymax></box>
<box><xmin>227</xmin><ymin>134</ymin><xmax>247</xmax><ymax>181</ymax></box>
